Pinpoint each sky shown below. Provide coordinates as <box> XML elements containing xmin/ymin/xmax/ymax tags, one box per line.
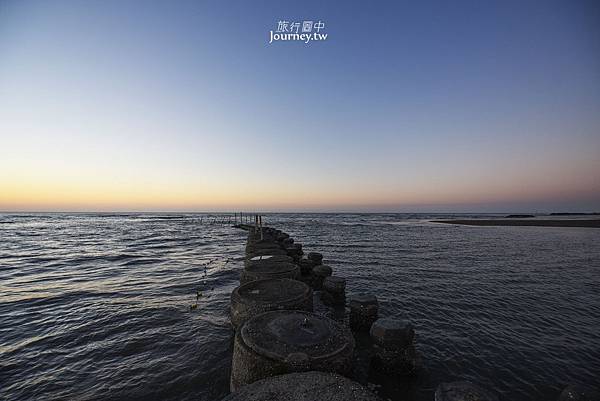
<box><xmin>0</xmin><ymin>0</ymin><xmax>599</xmax><ymax>212</ymax></box>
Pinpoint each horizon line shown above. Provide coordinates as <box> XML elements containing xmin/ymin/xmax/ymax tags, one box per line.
<box><xmin>1</xmin><ymin>210</ymin><xmax>598</xmax><ymax>215</ymax></box>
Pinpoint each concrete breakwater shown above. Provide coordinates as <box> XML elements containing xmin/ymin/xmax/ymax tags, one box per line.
<box><xmin>223</xmin><ymin>221</ymin><xmax>494</xmax><ymax>401</ymax></box>
<box><xmin>221</xmin><ymin>218</ymin><xmax>596</xmax><ymax>401</ymax></box>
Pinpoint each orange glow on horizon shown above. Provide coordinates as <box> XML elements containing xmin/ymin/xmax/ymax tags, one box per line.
<box><xmin>2</xmin><ymin>172</ymin><xmax>599</xmax><ymax>212</ymax></box>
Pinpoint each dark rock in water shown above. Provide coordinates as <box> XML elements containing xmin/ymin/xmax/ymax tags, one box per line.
<box><xmin>307</xmin><ymin>252</ymin><xmax>323</xmax><ymax>265</ymax></box>
<box><xmin>557</xmin><ymin>384</ymin><xmax>600</xmax><ymax>401</ymax></box>
<box><xmin>504</xmin><ymin>214</ymin><xmax>535</xmax><ymax>218</ymax></box>
<box><xmin>230</xmin><ymin>278</ymin><xmax>313</xmax><ymax>330</ymax></box>
<box><xmin>222</xmin><ymin>371</ymin><xmax>382</xmax><ymax>400</ymax></box>
<box><xmin>349</xmin><ymin>294</ymin><xmax>378</xmax><ymax>332</ymax></box>
<box><xmin>435</xmin><ymin>381</ymin><xmax>498</xmax><ymax>401</ymax></box>
<box><xmin>230</xmin><ymin>310</ymin><xmax>354</xmax><ymax>391</ymax></box>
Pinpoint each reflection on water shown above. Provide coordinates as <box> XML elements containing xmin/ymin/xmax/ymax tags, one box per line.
<box><xmin>1</xmin><ymin>213</ymin><xmax>599</xmax><ymax>400</ymax></box>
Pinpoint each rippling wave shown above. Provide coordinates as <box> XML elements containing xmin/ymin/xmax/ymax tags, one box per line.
<box><xmin>1</xmin><ymin>213</ymin><xmax>599</xmax><ymax>401</ymax></box>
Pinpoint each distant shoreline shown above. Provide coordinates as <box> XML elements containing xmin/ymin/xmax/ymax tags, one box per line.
<box><xmin>432</xmin><ymin>219</ymin><xmax>600</xmax><ymax>228</ymax></box>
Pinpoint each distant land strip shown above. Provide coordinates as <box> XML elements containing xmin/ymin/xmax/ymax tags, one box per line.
<box><xmin>432</xmin><ymin>219</ymin><xmax>600</xmax><ymax>228</ymax></box>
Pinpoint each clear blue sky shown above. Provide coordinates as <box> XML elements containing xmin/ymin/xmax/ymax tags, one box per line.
<box><xmin>1</xmin><ymin>0</ymin><xmax>599</xmax><ymax>212</ymax></box>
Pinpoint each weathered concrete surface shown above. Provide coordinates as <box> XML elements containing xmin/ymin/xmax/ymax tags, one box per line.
<box><xmin>311</xmin><ymin>265</ymin><xmax>332</xmax><ymax>290</ymax></box>
<box><xmin>370</xmin><ymin>318</ymin><xmax>416</xmax><ymax>375</ymax></box>
<box><xmin>230</xmin><ymin>278</ymin><xmax>313</xmax><ymax>330</ymax></box>
<box><xmin>222</xmin><ymin>371</ymin><xmax>382</xmax><ymax>401</ymax></box>
<box><xmin>245</xmin><ymin>237</ymin><xmax>286</xmax><ymax>257</ymax></box>
<box><xmin>321</xmin><ymin>276</ymin><xmax>346</xmax><ymax>306</ymax></box>
<box><xmin>370</xmin><ymin>318</ymin><xmax>414</xmax><ymax>348</ymax></box>
<box><xmin>230</xmin><ymin>310</ymin><xmax>355</xmax><ymax>391</ymax></box>
<box><xmin>247</xmin><ymin>230</ymin><xmax>285</xmax><ymax>247</ymax></box>
<box><xmin>245</xmin><ymin>254</ymin><xmax>294</xmax><ymax>269</ymax></box>
<box><xmin>276</xmin><ymin>232</ymin><xmax>290</xmax><ymax>242</ymax></box>
<box><xmin>284</xmin><ymin>243</ymin><xmax>303</xmax><ymax>261</ymax></box>
<box><xmin>435</xmin><ymin>381</ymin><xmax>499</xmax><ymax>401</ymax></box>
<box><xmin>307</xmin><ymin>252</ymin><xmax>323</xmax><ymax>265</ymax></box>
<box><xmin>240</xmin><ymin>262</ymin><xmax>299</xmax><ymax>284</ymax></box>
<box><xmin>246</xmin><ymin>248</ymin><xmax>288</xmax><ymax>258</ymax></box>
<box><xmin>246</xmin><ymin>244</ymin><xmax>283</xmax><ymax>255</ymax></box>
<box><xmin>298</xmin><ymin>258</ymin><xmax>316</xmax><ymax>274</ymax></box>
<box><xmin>297</xmin><ymin>271</ymin><xmax>315</xmax><ymax>288</ymax></box>
<box><xmin>349</xmin><ymin>294</ymin><xmax>378</xmax><ymax>332</ymax></box>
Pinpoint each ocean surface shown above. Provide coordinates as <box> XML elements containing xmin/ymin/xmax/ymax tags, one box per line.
<box><xmin>1</xmin><ymin>213</ymin><xmax>599</xmax><ymax>401</ymax></box>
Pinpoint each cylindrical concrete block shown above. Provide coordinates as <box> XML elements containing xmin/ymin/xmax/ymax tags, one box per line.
<box><xmin>307</xmin><ymin>252</ymin><xmax>323</xmax><ymax>265</ymax></box>
<box><xmin>223</xmin><ymin>371</ymin><xmax>382</xmax><ymax>400</ymax></box>
<box><xmin>284</xmin><ymin>242</ymin><xmax>303</xmax><ymax>255</ymax></box>
<box><xmin>230</xmin><ymin>310</ymin><xmax>355</xmax><ymax>391</ymax></box>
<box><xmin>246</xmin><ymin>240</ymin><xmax>282</xmax><ymax>254</ymax></box>
<box><xmin>240</xmin><ymin>262</ymin><xmax>299</xmax><ymax>284</ymax></box>
<box><xmin>312</xmin><ymin>265</ymin><xmax>332</xmax><ymax>290</ymax></box>
<box><xmin>370</xmin><ymin>318</ymin><xmax>416</xmax><ymax>375</ymax></box>
<box><xmin>298</xmin><ymin>258</ymin><xmax>316</xmax><ymax>274</ymax></box>
<box><xmin>245</xmin><ymin>254</ymin><xmax>294</xmax><ymax>269</ymax></box>
<box><xmin>276</xmin><ymin>232</ymin><xmax>289</xmax><ymax>242</ymax></box>
<box><xmin>230</xmin><ymin>279</ymin><xmax>313</xmax><ymax>330</ymax></box>
<box><xmin>349</xmin><ymin>294</ymin><xmax>378</xmax><ymax>331</ymax></box>
<box><xmin>435</xmin><ymin>381</ymin><xmax>499</xmax><ymax>401</ymax></box>
<box><xmin>320</xmin><ymin>276</ymin><xmax>346</xmax><ymax>306</ymax></box>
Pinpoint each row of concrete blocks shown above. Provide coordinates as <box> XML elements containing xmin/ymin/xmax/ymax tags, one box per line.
<box><xmin>228</xmin><ymin>227</ymin><xmax>401</xmax><ymax>400</ymax></box>
<box><xmin>241</xmin><ymin>227</ymin><xmax>347</xmax><ymax>309</ymax></box>
<box><xmin>237</xmin><ymin>226</ymin><xmax>381</xmax><ymax>332</ymax></box>
<box><xmin>226</xmin><ymin>226</ymin><xmax>598</xmax><ymax>401</ymax></box>
<box><xmin>229</xmin><ymin>227</ymin><xmax>418</xmax><ymax>398</ymax></box>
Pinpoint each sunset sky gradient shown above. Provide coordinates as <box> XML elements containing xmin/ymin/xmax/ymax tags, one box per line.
<box><xmin>1</xmin><ymin>0</ymin><xmax>599</xmax><ymax>212</ymax></box>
